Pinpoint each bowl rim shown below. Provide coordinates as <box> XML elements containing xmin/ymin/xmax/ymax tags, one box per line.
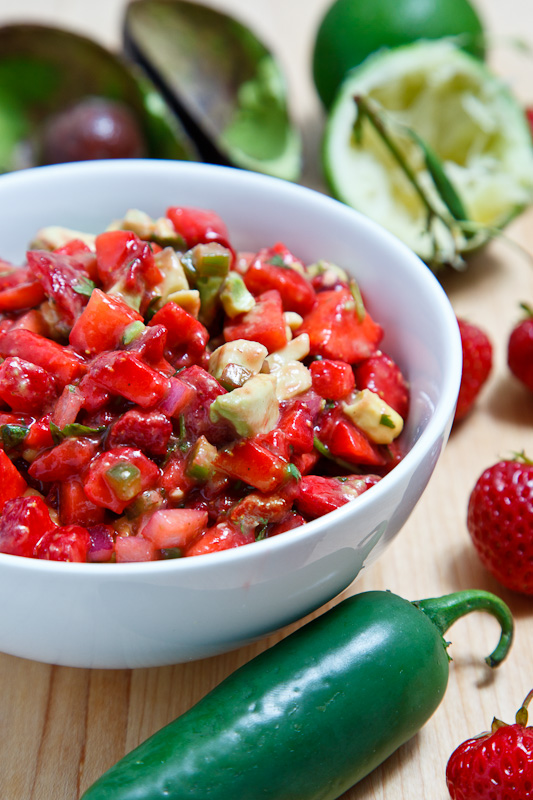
<box><xmin>0</xmin><ymin>159</ymin><xmax>462</xmax><ymax>576</ymax></box>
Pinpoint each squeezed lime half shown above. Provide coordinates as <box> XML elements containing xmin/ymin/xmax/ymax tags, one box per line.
<box><xmin>323</xmin><ymin>40</ymin><xmax>533</xmax><ymax>267</ymax></box>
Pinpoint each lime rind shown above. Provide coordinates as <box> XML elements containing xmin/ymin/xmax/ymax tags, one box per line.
<box><xmin>323</xmin><ymin>39</ymin><xmax>533</xmax><ymax>267</ymax></box>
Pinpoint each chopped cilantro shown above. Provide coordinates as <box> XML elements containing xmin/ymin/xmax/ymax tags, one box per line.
<box><xmin>50</xmin><ymin>421</ymin><xmax>105</xmax><ymax>444</ymax></box>
<box><xmin>1</xmin><ymin>424</ymin><xmax>29</xmax><ymax>451</ymax></box>
<box><xmin>286</xmin><ymin>463</ymin><xmax>302</xmax><ymax>481</ymax></box>
<box><xmin>72</xmin><ymin>276</ymin><xmax>96</xmax><ymax>297</ymax></box>
<box><xmin>267</xmin><ymin>254</ymin><xmax>288</xmax><ymax>267</ymax></box>
<box><xmin>380</xmin><ymin>414</ymin><xmax>396</xmax><ymax>429</ymax></box>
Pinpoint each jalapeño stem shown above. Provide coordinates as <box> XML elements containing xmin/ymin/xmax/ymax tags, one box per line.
<box><xmin>413</xmin><ymin>589</ymin><xmax>514</xmax><ymax>668</ymax></box>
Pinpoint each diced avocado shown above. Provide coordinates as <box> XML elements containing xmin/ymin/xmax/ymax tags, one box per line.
<box><xmin>220</xmin><ymin>272</ymin><xmax>256</xmax><ymax>317</ymax></box>
<box><xmin>209</xmin><ymin>339</ymin><xmax>267</xmax><ymax>383</ymax></box>
<box><xmin>108</xmin><ymin>209</ymin><xmax>186</xmax><ymax>248</ymax></box>
<box><xmin>164</xmin><ymin>289</ymin><xmax>201</xmax><ymax>318</ymax></box>
<box><xmin>209</xmin><ymin>374</ymin><xmax>279</xmax><ymax>437</ymax></box>
<box><xmin>306</xmin><ymin>259</ymin><xmax>349</xmax><ymax>284</ymax></box>
<box><xmin>182</xmin><ymin>242</ymin><xmax>232</xmax><ymax>282</ymax></box>
<box><xmin>284</xmin><ymin>311</ymin><xmax>304</xmax><ymax>333</ymax></box>
<box><xmin>30</xmin><ymin>225</ymin><xmax>96</xmax><ymax>251</ymax></box>
<box><xmin>122</xmin><ymin>320</ymin><xmax>146</xmax><ymax>345</ymax></box>
<box><xmin>186</xmin><ymin>436</ymin><xmax>218</xmax><ymax>482</ymax></box>
<box><xmin>153</xmin><ymin>247</ymin><xmax>190</xmax><ymax>309</ymax></box>
<box><xmin>106</xmin><ymin>278</ymin><xmax>143</xmax><ymax>312</ymax></box>
<box><xmin>342</xmin><ymin>389</ymin><xmax>404</xmax><ymax>444</ymax></box>
<box><xmin>272</xmin><ymin>361</ymin><xmax>312</xmax><ymax>401</ymax></box>
<box><xmin>262</xmin><ymin>334</ymin><xmax>310</xmax><ymax>373</ymax></box>
<box><xmin>197</xmin><ymin>275</ymin><xmax>225</xmax><ymax>327</ymax></box>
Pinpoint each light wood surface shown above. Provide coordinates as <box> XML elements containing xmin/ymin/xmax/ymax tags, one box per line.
<box><xmin>1</xmin><ymin>1</ymin><xmax>532</xmax><ymax>798</ymax></box>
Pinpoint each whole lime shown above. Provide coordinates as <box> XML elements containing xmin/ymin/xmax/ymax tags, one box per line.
<box><xmin>312</xmin><ymin>0</ymin><xmax>485</xmax><ymax>108</ymax></box>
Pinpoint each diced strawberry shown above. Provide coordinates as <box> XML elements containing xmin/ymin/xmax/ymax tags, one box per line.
<box><xmin>124</xmin><ymin>323</ymin><xmax>167</xmax><ymax>366</ymax></box>
<box><xmin>229</xmin><ymin>491</ymin><xmax>292</xmax><ymax>534</ymax></box>
<box><xmin>160</xmin><ymin>451</ymin><xmax>195</xmax><ymax>503</ymax></box>
<box><xmin>69</xmin><ymin>288</ymin><xmax>143</xmax><ymax>357</ymax></box>
<box><xmin>50</xmin><ymin>384</ymin><xmax>84</xmax><ymax>428</ymax></box>
<box><xmin>95</xmin><ymin>230</ymin><xmax>161</xmax><ymax>290</ymax></box>
<box><xmin>35</xmin><ymin>524</ymin><xmax>91</xmax><ymax>562</ymax></box>
<box><xmin>59</xmin><ymin>477</ymin><xmax>107</xmax><ymax>527</ymax></box>
<box><xmin>107</xmin><ymin>409</ymin><xmax>172</xmax><ymax>457</ymax></box>
<box><xmin>0</xmin><ymin>328</ymin><xmax>86</xmax><ymax>388</ymax></box>
<box><xmin>9</xmin><ymin>309</ymin><xmax>49</xmax><ymax>336</ymax></box>
<box><xmin>268</xmin><ymin>511</ymin><xmax>306</xmax><ymax>536</ymax></box>
<box><xmin>299</xmin><ymin>287</ymin><xmax>382</xmax><ymax>364</ymax></box>
<box><xmin>0</xmin><ymin>356</ymin><xmax>57</xmax><ymax>413</ymax></box>
<box><xmin>0</xmin><ymin>263</ymin><xmax>28</xmax><ymax>289</ymax></box>
<box><xmin>353</xmin><ymin>351</ymin><xmax>410</xmax><ymax>418</ymax></box>
<box><xmin>291</xmin><ymin>450</ymin><xmax>320</xmax><ymax>476</ymax></box>
<box><xmin>0</xmin><ymin>495</ymin><xmax>56</xmax><ymax>557</ymax></box>
<box><xmin>179</xmin><ymin>365</ymin><xmax>232</xmax><ymax>445</ymax></box>
<box><xmin>77</xmin><ymin>374</ymin><xmax>111</xmax><ymax>412</ymax></box>
<box><xmin>28</xmin><ymin>436</ymin><xmax>99</xmax><ymax>483</ymax></box>
<box><xmin>86</xmin><ymin>524</ymin><xmax>115</xmax><ymax>562</ymax></box>
<box><xmin>26</xmin><ymin>250</ymin><xmax>90</xmax><ymax>328</ymax></box>
<box><xmin>24</xmin><ymin>414</ymin><xmax>55</xmax><ymax>451</ymax></box>
<box><xmin>183</xmin><ymin>520</ymin><xmax>254</xmax><ymax>557</ymax></box>
<box><xmin>295</xmin><ymin>474</ymin><xmax>380</xmax><ymax>519</ymax></box>
<box><xmin>0</xmin><ymin>450</ymin><xmax>27</xmax><ymax>511</ymax></box>
<box><xmin>83</xmin><ymin>447</ymin><xmax>160</xmax><ymax>514</ymax></box>
<box><xmin>0</xmin><ymin>280</ymin><xmax>45</xmax><ymax>312</ymax></box>
<box><xmin>243</xmin><ymin>243</ymin><xmax>316</xmax><ymax>315</ymax></box>
<box><xmin>278</xmin><ymin>401</ymin><xmax>315</xmax><ymax>453</ymax></box>
<box><xmin>166</xmin><ymin>206</ymin><xmax>231</xmax><ymax>250</ymax></box>
<box><xmin>224</xmin><ymin>290</ymin><xmax>288</xmax><ymax>353</ymax></box>
<box><xmin>254</xmin><ymin>428</ymin><xmax>292</xmax><ymax>461</ymax></box>
<box><xmin>88</xmin><ymin>351</ymin><xmax>171</xmax><ymax>408</ymax></box>
<box><xmin>310</xmin><ymin>359</ymin><xmax>355</xmax><ymax>400</ymax></box>
<box><xmin>215</xmin><ymin>439</ymin><xmax>289</xmax><ymax>493</ymax></box>
<box><xmin>115</xmin><ymin>535</ymin><xmax>158</xmax><ymax>563</ymax></box>
<box><xmin>149</xmin><ymin>302</ymin><xmax>209</xmax><ymax>369</ymax></box>
<box><xmin>140</xmin><ymin>508</ymin><xmax>208</xmax><ymax>549</ymax></box>
<box><xmin>315</xmin><ymin>407</ymin><xmax>386</xmax><ymax>467</ymax></box>
<box><xmin>54</xmin><ymin>239</ymin><xmax>92</xmax><ymax>256</ymax></box>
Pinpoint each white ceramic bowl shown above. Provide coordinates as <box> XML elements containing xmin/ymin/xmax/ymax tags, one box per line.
<box><xmin>0</xmin><ymin>160</ymin><xmax>461</xmax><ymax>668</ymax></box>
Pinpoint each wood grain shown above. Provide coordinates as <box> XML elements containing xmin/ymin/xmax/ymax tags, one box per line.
<box><xmin>0</xmin><ymin>1</ymin><xmax>532</xmax><ymax>799</ymax></box>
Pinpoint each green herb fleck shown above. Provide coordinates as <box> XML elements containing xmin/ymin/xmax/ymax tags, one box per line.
<box><xmin>267</xmin><ymin>254</ymin><xmax>287</xmax><ymax>267</ymax></box>
<box><xmin>1</xmin><ymin>424</ymin><xmax>29</xmax><ymax>451</ymax></box>
<box><xmin>72</xmin><ymin>276</ymin><xmax>96</xmax><ymax>297</ymax></box>
<box><xmin>313</xmin><ymin>436</ymin><xmax>362</xmax><ymax>472</ymax></box>
<box><xmin>286</xmin><ymin>463</ymin><xmax>302</xmax><ymax>481</ymax></box>
<box><xmin>160</xmin><ymin>547</ymin><xmax>182</xmax><ymax>559</ymax></box>
<box><xmin>50</xmin><ymin>421</ymin><xmax>105</xmax><ymax>443</ymax></box>
<box><xmin>255</xmin><ymin>523</ymin><xmax>269</xmax><ymax>541</ymax></box>
<box><xmin>380</xmin><ymin>414</ymin><xmax>396</xmax><ymax>429</ymax></box>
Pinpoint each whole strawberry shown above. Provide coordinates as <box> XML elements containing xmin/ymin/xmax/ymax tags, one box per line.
<box><xmin>454</xmin><ymin>318</ymin><xmax>493</xmax><ymax>423</ymax></box>
<box><xmin>467</xmin><ymin>454</ymin><xmax>533</xmax><ymax>595</ymax></box>
<box><xmin>508</xmin><ymin>303</ymin><xmax>533</xmax><ymax>392</ymax></box>
<box><xmin>446</xmin><ymin>690</ymin><xmax>533</xmax><ymax>800</ymax></box>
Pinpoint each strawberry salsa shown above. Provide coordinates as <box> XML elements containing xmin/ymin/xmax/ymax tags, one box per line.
<box><xmin>0</xmin><ymin>206</ymin><xmax>409</xmax><ymax>562</ymax></box>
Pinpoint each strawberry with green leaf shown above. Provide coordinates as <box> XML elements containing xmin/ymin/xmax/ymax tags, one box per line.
<box><xmin>446</xmin><ymin>690</ymin><xmax>533</xmax><ymax>800</ymax></box>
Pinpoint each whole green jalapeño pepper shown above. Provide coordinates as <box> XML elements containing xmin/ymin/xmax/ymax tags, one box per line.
<box><xmin>81</xmin><ymin>589</ymin><xmax>513</xmax><ymax>800</ymax></box>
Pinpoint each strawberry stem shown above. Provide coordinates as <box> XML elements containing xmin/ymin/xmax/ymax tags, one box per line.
<box><xmin>414</xmin><ymin>589</ymin><xmax>514</xmax><ymax>668</ymax></box>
